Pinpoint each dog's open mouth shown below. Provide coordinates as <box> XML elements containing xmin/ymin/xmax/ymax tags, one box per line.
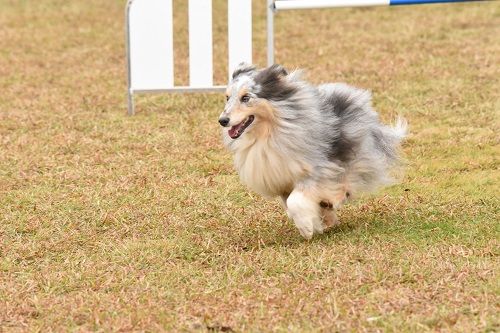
<box><xmin>228</xmin><ymin>115</ymin><xmax>254</xmax><ymax>139</ymax></box>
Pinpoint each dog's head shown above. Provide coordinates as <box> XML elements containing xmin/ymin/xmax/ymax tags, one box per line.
<box><xmin>219</xmin><ymin>63</ymin><xmax>297</xmax><ymax>139</ymax></box>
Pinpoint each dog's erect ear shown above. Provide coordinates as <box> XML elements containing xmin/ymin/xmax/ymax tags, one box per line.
<box><xmin>254</xmin><ymin>64</ymin><xmax>297</xmax><ymax>101</ymax></box>
<box><xmin>267</xmin><ymin>64</ymin><xmax>288</xmax><ymax>77</ymax></box>
<box><xmin>256</xmin><ymin>64</ymin><xmax>289</xmax><ymax>84</ymax></box>
<box><xmin>232</xmin><ymin>62</ymin><xmax>257</xmax><ymax>79</ymax></box>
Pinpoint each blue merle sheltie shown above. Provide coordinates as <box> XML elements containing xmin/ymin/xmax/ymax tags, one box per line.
<box><xmin>219</xmin><ymin>63</ymin><xmax>407</xmax><ymax>239</ymax></box>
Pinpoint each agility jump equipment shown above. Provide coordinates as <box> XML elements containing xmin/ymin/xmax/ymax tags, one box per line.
<box><xmin>126</xmin><ymin>0</ymin><xmax>488</xmax><ymax>115</ymax></box>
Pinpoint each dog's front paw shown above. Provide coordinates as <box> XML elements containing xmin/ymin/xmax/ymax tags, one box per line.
<box><xmin>292</xmin><ymin>214</ymin><xmax>326</xmax><ymax>239</ymax></box>
<box><xmin>297</xmin><ymin>226</ymin><xmax>314</xmax><ymax>240</ymax></box>
<box><xmin>296</xmin><ymin>216</ymin><xmax>324</xmax><ymax>239</ymax></box>
<box><xmin>286</xmin><ymin>191</ymin><xmax>324</xmax><ymax>240</ymax></box>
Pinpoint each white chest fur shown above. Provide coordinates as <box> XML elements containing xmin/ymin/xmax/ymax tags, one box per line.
<box><xmin>232</xmin><ymin>138</ymin><xmax>307</xmax><ymax>197</ymax></box>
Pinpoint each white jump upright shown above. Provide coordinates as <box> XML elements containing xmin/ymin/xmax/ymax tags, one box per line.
<box><xmin>188</xmin><ymin>0</ymin><xmax>214</xmax><ymax>88</ymax></box>
<box><xmin>126</xmin><ymin>0</ymin><xmax>252</xmax><ymax>115</ymax></box>
<box><xmin>127</xmin><ymin>0</ymin><xmax>174</xmax><ymax>94</ymax></box>
<box><xmin>228</xmin><ymin>0</ymin><xmax>253</xmax><ymax>81</ymax></box>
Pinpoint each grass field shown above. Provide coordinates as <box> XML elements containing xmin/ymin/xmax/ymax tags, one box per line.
<box><xmin>1</xmin><ymin>0</ymin><xmax>499</xmax><ymax>331</ymax></box>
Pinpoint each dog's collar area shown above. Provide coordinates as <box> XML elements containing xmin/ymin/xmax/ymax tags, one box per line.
<box><xmin>228</xmin><ymin>115</ymin><xmax>255</xmax><ymax>139</ymax></box>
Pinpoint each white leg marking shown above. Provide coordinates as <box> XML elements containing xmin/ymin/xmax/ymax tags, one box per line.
<box><xmin>286</xmin><ymin>191</ymin><xmax>323</xmax><ymax>239</ymax></box>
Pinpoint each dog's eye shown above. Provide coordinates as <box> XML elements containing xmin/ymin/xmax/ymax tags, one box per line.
<box><xmin>225</xmin><ymin>95</ymin><xmax>229</xmax><ymax>101</ymax></box>
<box><xmin>241</xmin><ymin>95</ymin><xmax>250</xmax><ymax>103</ymax></box>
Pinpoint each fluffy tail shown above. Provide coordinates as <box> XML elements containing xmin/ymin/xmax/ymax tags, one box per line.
<box><xmin>373</xmin><ymin>116</ymin><xmax>408</xmax><ymax>168</ymax></box>
<box><xmin>391</xmin><ymin>116</ymin><xmax>408</xmax><ymax>143</ymax></box>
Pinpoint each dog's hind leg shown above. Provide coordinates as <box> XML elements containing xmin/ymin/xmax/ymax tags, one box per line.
<box><xmin>320</xmin><ymin>201</ymin><xmax>340</xmax><ymax>230</ymax></box>
<box><xmin>318</xmin><ymin>184</ymin><xmax>351</xmax><ymax>230</ymax></box>
<box><xmin>287</xmin><ymin>190</ymin><xmax>323</xmax><ymax>239</ymax></box>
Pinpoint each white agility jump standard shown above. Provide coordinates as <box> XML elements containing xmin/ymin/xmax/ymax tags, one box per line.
<box><xmin>126</xmin><ymin>0</ymin><xmax>488</xmax><ymax>115</ymax></box>
<box><xmin>126</xmin><ymin>0</ymin><xmax>252</xmax><ymax>115</ymax></box>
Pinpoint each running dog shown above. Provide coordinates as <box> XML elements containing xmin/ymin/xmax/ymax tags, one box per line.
<box><xmin>219</xmin><ymin>63</ymin><xmax>406</xmax><ymax>239</ymax></box>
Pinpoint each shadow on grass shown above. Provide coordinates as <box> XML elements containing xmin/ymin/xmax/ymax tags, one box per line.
<box><xmin>222</xmin><ymin>206</ymin><xmax>405</xmax><ymax>251</ymax></box>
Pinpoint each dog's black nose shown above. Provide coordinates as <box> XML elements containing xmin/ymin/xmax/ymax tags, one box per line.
<box><xmin>219</xmin><ymin>117</ymin><xmax>230</xmax><ymax>127</ymax></box>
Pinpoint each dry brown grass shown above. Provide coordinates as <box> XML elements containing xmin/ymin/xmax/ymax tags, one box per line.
<box><xmin>0</xmin><ymin>0</ymin><xmax>499</xmax><ymax>331</ymax></box>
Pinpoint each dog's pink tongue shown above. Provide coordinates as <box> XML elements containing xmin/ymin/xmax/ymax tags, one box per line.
<box><xmin>228</xmin><ymin>124</ymin><xmax>241</xmax><ymax>139</ymax></box>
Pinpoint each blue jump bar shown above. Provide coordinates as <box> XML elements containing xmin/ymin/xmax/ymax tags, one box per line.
<box><xmin>273</xmin><ymin>0</ymin><xmax>489</xmax><ymax>11</ymax></box>
<box><xmin>390</xmin><ymin>0</ymin><xmax>483</xmax><ymax>5</ymax></box>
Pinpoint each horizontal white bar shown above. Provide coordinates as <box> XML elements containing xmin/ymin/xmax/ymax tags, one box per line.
<box><xmin>131</xmin><ymin>86</ymin><xmax>226</xmax><ymax>94</ymax></box>
<box><xmin>274</xmin><ymin>0</ymin><xmax>390</xmax><ymax>10</ymax></box>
